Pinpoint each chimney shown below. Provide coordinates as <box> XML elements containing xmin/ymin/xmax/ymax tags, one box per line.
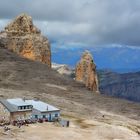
<box><xmin>23</xmin><ymin>97</ymin><xmax>26</xmax><ymax>102</ymax></box>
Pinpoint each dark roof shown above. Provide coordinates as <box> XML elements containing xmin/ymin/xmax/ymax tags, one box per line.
<box><xmin>0</xmin><ymin>99</ymin><xmax>18</xmax><ymax>112</ymax></box>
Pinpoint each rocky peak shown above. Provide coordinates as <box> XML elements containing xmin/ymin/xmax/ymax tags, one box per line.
<box><xmin>0</xmin><ymin>13</ymin><xmax>51</xmax><ymax>67</ymax></box>
<box><xmin>75</xmin><ymin>51</ymin><xmax>99</xmax><ymax>93</ymax></box>
<box><xmin>5</xmin><ymin>13</ymin><xmax>40</xmax><ymax>36</ymax></box>
<box><xmin>81</xmin><ymin>50</ymin><xmax>93</xmax><ymax>61</ymax></box>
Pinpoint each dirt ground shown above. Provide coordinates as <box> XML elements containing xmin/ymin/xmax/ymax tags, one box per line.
<box><xmin>0</xmin><ymin>117</ymin><xmax>140</xmax><ymax>140</ymax></box>
<box><xmin>0</xmin><ymin>87</ymin><xmax>140</xmax><ymax>140</ymax></box>
<box><xmin>0</xmin><ymin>88</ymin><xmax>140</xmax><ymax>140</ymax></box>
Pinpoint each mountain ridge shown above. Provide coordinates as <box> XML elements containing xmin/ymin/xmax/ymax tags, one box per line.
<box><xmin>98</xmin><ymin>70</ymin><xmax>140</xmax><ymax>102</ymax></box>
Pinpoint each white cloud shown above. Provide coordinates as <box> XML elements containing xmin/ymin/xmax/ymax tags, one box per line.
<box><xmin>0</xmin><ymin>0</ymin><xmax>140</xmax><ymax>47</ymax></box>
<box><xmin>0</xmin><ymin>19</ymin><xmax>9</xmax><ymax>31</ymax></box>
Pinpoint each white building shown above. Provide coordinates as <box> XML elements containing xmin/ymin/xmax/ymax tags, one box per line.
<box><xmin>0</xmin><ymin>98</ymin><xmax>60</xmax><ymax>122</ymax></box>
<box><xmin>25</xmin><ymin>99</ymin><xmax>60</xmax><ymax>121</ymax></box>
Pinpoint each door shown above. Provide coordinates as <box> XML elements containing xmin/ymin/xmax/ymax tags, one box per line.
<box><xmin>35</xmin><ymin>115</ymin><xmax>38</xmax><ymax>119</ymax></box>
<box><xmin>49</xmin><ymin>114</ymin><xmax>51</xmax><ymax>121</ymax></box>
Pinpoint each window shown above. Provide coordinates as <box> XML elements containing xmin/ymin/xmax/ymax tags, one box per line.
<box><xmin>18</xmin><ymin>106</ymin><xmax>22</xmax><ymax>110</ymax></box>
<box><xmin>27</xmin><ymin>105</ymin><xmax>32</xmax><ymax>109</ymax></box>
<box><xmin>55</xmin><ymin>114</ymin><xmax>58</xmax><ymax>117</ymax></box>
<box><xmin>43</xmin><ymin>115</ymin><xmax>46</xmax><ymax>118</ymax></box>
<box><xmin>35</xmin><ymin>115</ymin><xmax>38</xmax><ymax>119</ymax></box>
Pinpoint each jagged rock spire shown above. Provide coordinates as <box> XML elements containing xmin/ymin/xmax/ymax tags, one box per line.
<box><xmin>0</xmin><ymin>13</ymin><xmax>51</xmax><ymax>67</ymax></box>
<box><xmin>5</xmin><ymin>13</ymin><xmax>40</xmax><ymax>36</ymax></box>
<box><xmin>75</xmin><ymin>50</ymin><xmax>99</xmax><ymax>93</ymax></box>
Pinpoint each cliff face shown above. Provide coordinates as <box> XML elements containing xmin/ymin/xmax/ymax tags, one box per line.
<box><xmin>0</xmin><ymin>13</ymin><xmax>51</xmax><ymax>67</ymax></box>
<box><xmin>98</xmin><ymin>70</ymin><xmax>140</xmax><ymax>102</ymax></box>
<box><xmin>75</xmin><ymin>51</ymin><xmax>99</xmax><ymax>92</ymax></box>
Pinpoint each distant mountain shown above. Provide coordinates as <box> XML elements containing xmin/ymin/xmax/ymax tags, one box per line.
<box><xmin>52</xmin><ymin>63</ymin><xmax>75</xmax><ymax>78</ymax></box>
<box><xmin>98</xmin><ymin>70</ymin><xmax>140</xmax><ymax>102</ymax></box>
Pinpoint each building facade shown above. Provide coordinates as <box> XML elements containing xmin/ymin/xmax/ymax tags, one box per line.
<box><xmin>0</xmin><ymin>98</ymin><xmax>33</xmax><ymax>122</ymax></box>
<box><xmin>25</xmin><ymin>100</ymin><xmax>60</xmax><ymax>121</ymax></box>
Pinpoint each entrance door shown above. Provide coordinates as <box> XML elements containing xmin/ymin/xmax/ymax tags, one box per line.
<box><xmin>49</xmin><ymin>114</ymin><xmax>51</xmax><ymax>121</ymax></box>
<box><xmin>35</xmin><ymin>115</ymin><xmax>38</xmax><ymax>119</ymax></box>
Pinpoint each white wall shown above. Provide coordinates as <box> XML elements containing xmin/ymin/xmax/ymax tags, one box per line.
<box><xmin>31</xmin><ymin>109</ymin><xmax>60</xmax><ymax>121</ymax></box>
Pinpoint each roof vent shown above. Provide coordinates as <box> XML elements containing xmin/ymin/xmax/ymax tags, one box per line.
<box><xmin>23</xmin><ymin>97</ymin><xmax>26</xmax><ymax>102</ymax></box>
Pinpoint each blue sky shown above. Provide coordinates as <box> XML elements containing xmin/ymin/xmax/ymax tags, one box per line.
<box><xmin>51</xmin><ymin>43</ymin><xmax>140</xmax><ymax>72</ymax></box>
<box><xmin>0</xmin><ymin>0</ymin><xmax>140</xmax><ymax>72</ymax></box>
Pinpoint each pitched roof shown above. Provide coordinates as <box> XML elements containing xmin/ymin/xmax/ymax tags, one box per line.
<box><xmin>7</xmin><ymin>98</ymin><xmax>31</xmax><ymax>106</ymax></box>
<box><xmin>0</xmin><ymin>99</ymin><xmax>17</xmax><ymax>112</ymax></box>
<box><xmin>0</xmin><ymin>98</ymin><xmax>32</xmax><ymax>113</ymax></box>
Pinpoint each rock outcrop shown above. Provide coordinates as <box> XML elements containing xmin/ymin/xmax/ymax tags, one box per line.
<box><xmin>75</xmin><ymin>51</ymin><xmax>99</xmax><ymax>92</ymax></box>
<box><xmin>0</xmin><ymin>13</ymin><xmax>51</xmax><ymax>67</ymax></box>
<box><xmin>52</xmin><ymin>63</ymin><xmax>75</xmax><ymax>78</ymax></box>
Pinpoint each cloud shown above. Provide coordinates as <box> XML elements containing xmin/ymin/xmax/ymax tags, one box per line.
<box><xmin>0</xmin><ymin>0</ymin><xmax>140</xmax><ymax>47</ymax></box>
<box><xmin>0</xmin><ymin>19</ymin><xmax>9</xmax><ymax>30</ymax></box>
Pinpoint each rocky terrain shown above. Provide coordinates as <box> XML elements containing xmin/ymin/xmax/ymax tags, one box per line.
<box><xmin>0</xmin><ymin>44</ymin><xmax>140</xmax><ymax>139</ymax></box>
<box><xmin>75</xmin><ymin>51</ymin><xmax>99</xmax><ymax>92</ymax></box>
<box><xmin>0</xmin><ymin>14</ymin><xmax>51</xmax><ymax>67</ymax></box>
<box><xmin>98</xmin><ymin>70</ymin><xmax>140</xmax><ymax>102</ymax></box>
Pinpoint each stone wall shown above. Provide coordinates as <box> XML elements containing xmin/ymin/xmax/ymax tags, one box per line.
<box><xmin>10</xmin><ymin>111</ymin><xmax>32</xmax><ymax>121</ymax></box>
<box><xmin>0</xmin><ymin>103</ymin><xmax>10</xmax><ymax>121</ymax></box>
